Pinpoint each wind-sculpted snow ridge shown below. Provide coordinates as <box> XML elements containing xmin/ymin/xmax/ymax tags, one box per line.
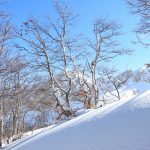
<box><xmin>4</xmin><ymin>90</ymin><xmax>150</xmax><ymax>150</ymax></box>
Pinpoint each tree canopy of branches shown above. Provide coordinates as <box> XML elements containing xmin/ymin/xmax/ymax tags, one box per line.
<box><xmin>99</xmin><ymin>68</ymin><xmax>130</xmax><ymax>100</ymax></box>
<box><xmin>127</xmin><ymin>0</ymin><xmax>150</xmax><ymax>46</ymax></box>
<box><xmin>0</xmin><ymin>0</ymin><xmax>135</xmax><ymax>146</ymax></box>
<box><xmin>82</xmin><ymin>18</ymin><xmax>132</xmax><ymax>107</ymax></box>
<box><xmin>0</xmin><ymin>0</ymin><xmax>13</xmax><ymax>146</ymax></box>
<box><xmin>15</xmin><ymin>1</ymin><xmax>83</xmax><ymax>118</ymax></box>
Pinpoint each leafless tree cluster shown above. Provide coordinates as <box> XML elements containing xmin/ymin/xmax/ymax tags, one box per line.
<box><xmin>0</xmin><ymin>0</ymin><xmax>134</xmax><ymax>147</ymax></box>
<box><xmin>15</xmin><ymin>1</ymin><xmax>83</xmax><ymax>118</ymax></box>
<box><xmin>0</xmin><ymin>1</ymin><xmax>14</xmax><ymax>146</ymax></box>
<box><xmin>99</xmin><ymin>68</ymin><xmax>131</xmax><ymax>100</ymax></box>
<box><xmin>80</xmin><ymin>18</ymin><xmax>132</xmax><ymax>108</ymax></box>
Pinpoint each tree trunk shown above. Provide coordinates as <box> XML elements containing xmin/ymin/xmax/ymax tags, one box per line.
<box><xmin>0</xmin><ymin>98</ymin><xmax>3</xmax><ymax>147</ymax></box>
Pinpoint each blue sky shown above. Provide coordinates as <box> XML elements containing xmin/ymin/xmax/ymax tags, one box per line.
<box><xmin>3</xmin><ymin>0</ymin><xmax>150</xmax><ymax>71</ymax></box>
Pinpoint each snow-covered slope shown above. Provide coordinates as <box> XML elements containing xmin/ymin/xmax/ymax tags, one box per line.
<box><xmin>125</xmin><ymin>65</ymin><xmax>150</xmax><ymax>93</ymax></box>
<box><xmin>4</xmin><ymin>89</ymin><xmax>150</xmax><ymax>150</ymax></box>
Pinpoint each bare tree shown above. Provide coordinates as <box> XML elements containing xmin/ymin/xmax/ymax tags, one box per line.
<box><xmin>99</xmin><ymin>68</ymin><xmax>130</xmax><ymax>100</ymax></box>
<box><xmin>85</xmin><ymin>18</ymin><xmax>132</xmax><ymax>106</ymax></box>
<box><xmin>0</xmin><ymin>1</ymin><xmax>13</xmax><ymax>146</ymax></box>
<box><xmin>1</xmin><ymin>53</ymin><xmax>35</xmax><ymax>142</ymax></box>
<box><xmin>9</xmin><ymin>56</ymin><xmax>27</xmax><ymax>139</ymax></box>
<box><xmin>127</xmin><ymin>0</ymin><xmax>150</xmax><ymax>46</ymax></box>
<box><xmin>16</xmin><ymin>1</ymin><xmax>83</xmax><ymax>118</ymax></box>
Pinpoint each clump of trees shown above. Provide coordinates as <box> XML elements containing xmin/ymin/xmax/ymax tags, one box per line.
<box><xmin>0</xmin><ymin>0</ymin><xmax>133</xmax><ymax>147</ymax></box>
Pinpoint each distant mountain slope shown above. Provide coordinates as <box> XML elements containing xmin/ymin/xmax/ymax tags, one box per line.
<box><xmin>4</xmin><ymin>89</ymin><xmax>150</xmax><ymax>150</ymax></box>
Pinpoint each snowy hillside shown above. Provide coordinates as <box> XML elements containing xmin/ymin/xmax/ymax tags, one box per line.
<box><xmin>125</xmin><ymin>65</ymin><xmax>150</xmax><ymax>92</ymax></box>
<box><xmin>4</xmin><ymin>88</ymin><xmax>150</xmax><ymax>150</ymax></box>
<box><xmin>99</xmin><ymin>65</ymin><xmax>150</xmax><ymax>102</ymax></box>
<box><xmin>1</xmin><ymin>0</ymin><xmax>150</xmax><ymax>149</ymax></box>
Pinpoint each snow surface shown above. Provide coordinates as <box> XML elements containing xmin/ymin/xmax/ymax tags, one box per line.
<box><xmin>4</xmin><ymin>89</ymin><xmax>150</xmax><ymax>150</ymax></box>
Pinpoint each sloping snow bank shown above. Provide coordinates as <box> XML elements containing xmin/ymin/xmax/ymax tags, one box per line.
<box><xmin>5</xmin><ymin>91</ymin><xmax>150</xmax><ymax>150</ymax></box>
